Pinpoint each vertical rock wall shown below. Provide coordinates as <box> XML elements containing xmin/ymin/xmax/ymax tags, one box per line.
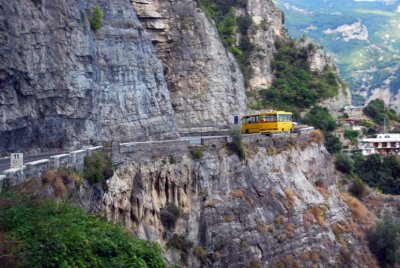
<box><xmin>132</xmin><ymin>0</ymin><xmax>246</xmax><ymax>131</ymax></box>
<box><xmin>0</xmin><ymin>0</ymin><xmax>178</xmax><ymax>152</ymax></box>
<box><xmin>245</xmin><ymin>0</ymin><xmax>286</xmax><ymax>90</ymax></box>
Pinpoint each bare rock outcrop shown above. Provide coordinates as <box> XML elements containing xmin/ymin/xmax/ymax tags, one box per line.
<box><xmin>245</xmin><ymin>0</ymin><xmax>286</xmax><ymax>90</ymax></box>
<box><xmin>0</xmin><ymin>0</ymin><xmax>178</xmax><ymax>152</ymax></box>
<box><xmin>132</xmin><ymin>0</ymin><xmax>246</xmax><ymax>132</ymax></box>
<box><xmin>103</xmin><ymin>136</ymin><xmax>377</xmax><ymax>267</ymax></box>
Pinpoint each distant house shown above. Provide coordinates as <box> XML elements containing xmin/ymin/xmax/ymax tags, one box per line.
<box><xmin>358</xmin><ymin>133</ymin><xmax>400</xmax><ymax>156</ymax></box>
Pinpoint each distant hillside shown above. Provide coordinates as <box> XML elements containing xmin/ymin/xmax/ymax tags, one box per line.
<box><xmin>277</xmin><ymin>0</ymin><xmax>400</xmax><ymax>112</ymax></box>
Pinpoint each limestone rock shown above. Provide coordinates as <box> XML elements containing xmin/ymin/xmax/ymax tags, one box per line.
<box><xmin>132</xmin><ymin>0</ymin><xmax>247</xmax><ymax>131</ymax></box>
<box><xmin>0</xmin><ymin>0</ymin><xmax>178</xmax><ymax>152</ymax></box>
<box><xmin>103</xmin><ymin>137</ymin><xmax>376</xmax><ymax>267</ymax></box>
<box><xmin>245</xmin><ymin>0</ymin><xmax>286</xmax><ymax>90</ymax></box>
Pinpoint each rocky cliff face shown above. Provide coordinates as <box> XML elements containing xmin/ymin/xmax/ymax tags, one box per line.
<box><xmin>296</xmin><ymin>37</ymin><xmax>351</xmax><ymax>116</ymax></box>
<box><xmin>103</xmin><ymin>136</ymin><xmax>377</xmax><ymax>267</ymax></box>
<box><xmin>243</xmin><ymin>0</ymin><xmax>286</xmax><ymax>90</ymax></box>
<box><xmin>131</xmin><ymin>0</ymin><xmax>246</xmax><ymax>131</ymax></box>
<box><xmin>0</xmin><ymin>0</ymin><xmax>178</xmax><ymax>152</ymax></box>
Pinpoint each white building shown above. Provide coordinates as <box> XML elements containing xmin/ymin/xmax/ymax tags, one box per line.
<box><xmin>358</xmin><ymin>133</ymin><xmax>400</xmax><ymax>156</ymax></box>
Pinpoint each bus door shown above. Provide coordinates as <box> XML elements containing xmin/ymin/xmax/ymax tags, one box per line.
<box><xmin>243</xmin><ymin>115</ymin><xmax>259</xmax><ymax>133</ymax></box>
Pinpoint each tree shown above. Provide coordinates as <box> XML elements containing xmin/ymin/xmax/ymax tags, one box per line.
<box><xmin>90</xmin><ymin>4</ymin><xmax>103</xmax><ymax>30</ymax></box>
<box><xmin>367</xmin><ymin>219</ymin><xmax>400</xmax><ymax>268</ymax></box>
<box><xmin>303</xmin><ymin>106</ymin><xmax>337</xmax><ymax>132</ymax></box>
<box><xmin>334</xmin><ymin>153</ymin><xmax>354</xmax><ymax>174</ymax></box>
<box><xmin>324</xmin><ymin>132</ymin><xmax>342</xmax><ymax>154</ymax></box>
<box><xmin>348</xmin><ymin>177</ymin><xmax>365</xmax><ymax>198</ymax></box>
<box><xmin>363</xmin><ymin>99</ymin><xmax>400</xmax><ymax>125</ymax></box>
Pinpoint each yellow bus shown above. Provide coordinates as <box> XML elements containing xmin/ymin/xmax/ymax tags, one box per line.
<box><xmin>241</xmin><ymin>111</ymin><xmax>293</xmax><ymax>134</ymax></box>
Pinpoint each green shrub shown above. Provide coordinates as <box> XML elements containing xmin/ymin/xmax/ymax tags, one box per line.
<box><xmin>324</xmin><ymin>132</ymin><xmax>342</xmax><ymax>154</ymax></box>
<box><xmin>160</xmin><ymin>203</ymin><xmax>180</xmax><ymax>230</ymax></box>
<box><xmin>228</xmin><ymin>127</ymin><xmax>245</xmax><ymax>160</ymax></box>
<box><xmin>353</xmin><ymin>154</ymin><xmax>400</xmax><ymax>195</ymax></box>
<box><xmin>367</xmin><ymin>219</ymin><xmax>400</xmax><ymax>268</ymax></box>
<box><xmin>83</xmin><ymin>151</ymin><xmax>113</xmax><ymax>186</ymax></box>
<box><xmin>348</xmin><ymin>178</ymin><xmax>365</xmax><ymax>198</ymax></box>
<box><xmin>334</xmin><ymin>153</ymin><xmax>354</xmax><ymax>174</ymax></box>
<box><xmin>344</xmin><ymin>129</ymin><xmax>359</xmax><ymax>140</ymax></box>
<box><xmin>0</xmin><ymin>192</ymin><xmax>166</xmax><ymax>268</ymax></box>
<box><xmin>303</xmin><ymin>106</ymin><xmax>337</xmax><ymax>132</ymax></box>
<box><xmin>90</xmin><ymin>4</ymin><xmax>103</xmax><ymax>30</ymax></box>
<box><xmin>363</xmin><ymin>99</ymin><xmax>400</xmax><ymax>125</ymax></box>
<box><xmin>190</xmin><ymin>146</ymin><xmax>204</xmax><ymax>160</ymax></box>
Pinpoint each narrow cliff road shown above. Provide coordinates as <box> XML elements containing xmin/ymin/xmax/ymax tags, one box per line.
<box><xmin>0</xmin><ymin>137</ymin><xmax>203</xmax><ymax>173</ymax></box>
<box><xmin>0</xmin><ymin>152</ymin><xmax>66</xmax><ymax>173</ymax></box>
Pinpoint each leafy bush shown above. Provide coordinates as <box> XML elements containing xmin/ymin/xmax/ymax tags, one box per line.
<box><xmin>334</xmin><ymin>153</ymin><xmax>354</xmax><ymax>174</ymax></box>
<box><xmin>83</xmin><ymin>151</ymin><xmax>113</xmax><ymax>186</ymax></box>
<box><xmin>363</xmin><ymin>99</ymin><xmax>400</xmax><ymax>125</ymax></box>
<box><xmin>228</xmin><ymin>127</ymin><xmax>245</xmax><ymax>160</ymax></box>
<box><xmin>353</xmin><ymin>154</ymin><xmax>400</xmax><ymax>195</ymax></box>
<box><xmin>189</xmin><ymin>146</ymin><xmax>204</xmax><ymax>160</ymax></box>
<box><xmin>90</xmin><ymin>4</ymin><xmax>103</xmax><ymax>30</ymax></box>
<box><xmin>324</xmin><ymin>132</ymin><xmax>342</xmax><ymax>154</ymax></box>
<box><xmin>348</xmin><ymin>177</ymin><xmax>365</xmax><ymax>198</ymax></box>
<box><xmin>367</xmin><ymin>219</ymin><xmax>400</xmax><ymax>268</ymax></box>
<box><xmin>160</xmin><ymin>203</ymin><xmax>180</xmax><ymax>230</ymax></box>
<box><xmin>303</xmin><ymin>106</ymin><xmax>337</xmax><ymax>132</ymax></box>
<box><xmin>344</xmin><ymin>129</ymin><xmax>359</xmax><ymax>140</ymax></box>
<box><xmin>0</xmin><ymin>192</ymin><xmax>165</xmax><ymax>268</ymax></box>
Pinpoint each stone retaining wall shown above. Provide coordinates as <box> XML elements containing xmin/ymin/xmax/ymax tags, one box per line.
<box><xmin>0</xmin><ymin>128</ymin><xmax>314</xmax><ymax>191</ymax></box>
<box><xmin>120</xmin><ymin>140</ymin><xmax>190</xmax><ymax>161</ymax></box>
<box><xmin>0</xmin><ymin>146</ymin><xmax>103</xmax><ymax>191</ymax></box>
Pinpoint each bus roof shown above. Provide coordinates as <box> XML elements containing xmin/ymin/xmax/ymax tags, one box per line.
<box><xmin>241</xmin><ymin>111</ymin><xmax>292</xmax><ymax>117</ymax></box>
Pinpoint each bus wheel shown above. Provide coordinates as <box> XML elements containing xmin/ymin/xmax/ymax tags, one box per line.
<box><xmin>245</xmin><ymin>129</ymin><xmax>249</xmax><ymax>134</ymax></box>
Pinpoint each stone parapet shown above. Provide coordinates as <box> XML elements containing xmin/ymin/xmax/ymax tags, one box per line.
<box><xmin>1</xmin><ymin>146</ymin><xmax>104</xmax><ymax>190</ymax></box>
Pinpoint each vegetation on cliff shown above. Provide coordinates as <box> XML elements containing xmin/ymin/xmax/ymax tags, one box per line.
<box><xmin>353</xmin><ymin>154</ymin><xmax>400</xmax><ymax>195</ymax></box>
<box><xmin>90</xmin><ymin>4</ymin><xmax>104</xmax><ymax>30</ymax></box>
<box><xmin>367</xmin><ymin>219</ymin><xmax>400</xmax><ymax>268</ymax></box>
<box><xmin>363</xmin><ymin>99</ymin><xmax>400</xmax><ymax>125</ymax></box>
<box><xmin>258</xmin><ymin>38</ymin><xmax>339</xmax><ymax>115</ymax></box>
<box><xmin>0</xmin><ymin>192</ymin><xmax>165</xmax><ymax>268</ymax></box>
<box><xmin>83</xmin><ymin>151</ymin><xmax>113</xmax><ymax>188</ymax></box>
<box><xmin>198</xmin><ymin>0</ymin><xmax>254</xmax><ymax>86</ymax></box>
<box><xmin>302</xmin><ymin>106</ymin><xmax>342</xmax><ymax>154</ymax></box>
